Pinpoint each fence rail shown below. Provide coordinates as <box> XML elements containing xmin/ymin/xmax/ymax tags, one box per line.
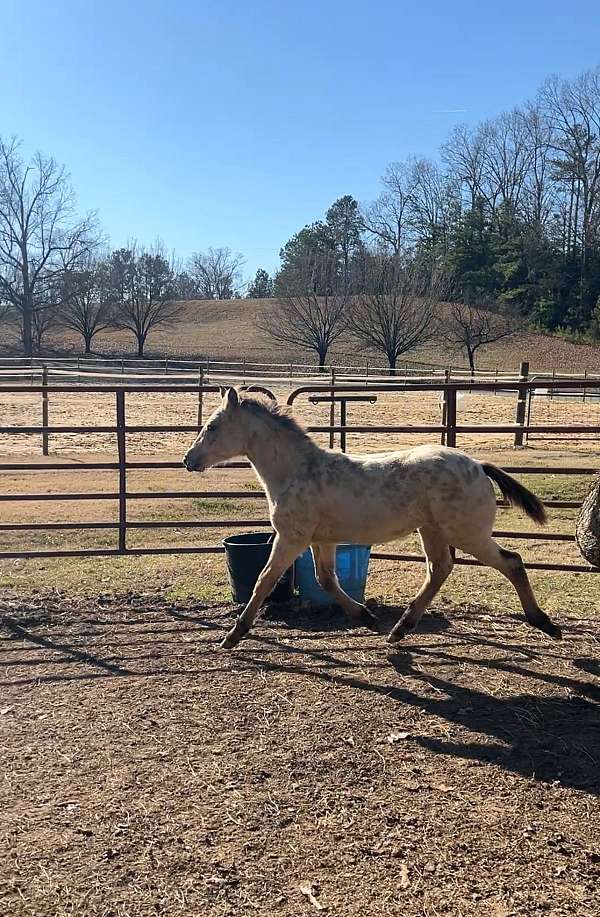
<box><xmin>0</xmin><ymin>354</ymin><xmax>572</xmax><ymax>386</ymax></box>
<box><xmin>1</xmin><ymin>379</ymin><xmax>599</xmax><ymax>574</ymax></box>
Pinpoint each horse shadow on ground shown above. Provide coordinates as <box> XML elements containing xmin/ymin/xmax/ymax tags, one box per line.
<box><xmin>262</xmin><ymin>599</ymin><xmax>452</xmax><ymax>637</ymax></box>
<box><xmin>388</xmin><ymin>649</ymin><xmax>600</xmax><ymax>795</ymax></box>
<box><xmin>236</xmin><ymin>634</ymin><xmax>600</xmax><ymax>796</ymax></box>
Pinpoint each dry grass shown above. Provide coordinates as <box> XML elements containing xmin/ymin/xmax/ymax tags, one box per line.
<box><xmin>5</xmin><ymin>297</ymin><xmax>600</xmax><ymax>373</ymax></box>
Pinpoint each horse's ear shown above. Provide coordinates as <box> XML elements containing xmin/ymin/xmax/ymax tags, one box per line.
<box><xmin>224</xmin><ymin>387</ymin><xmax>239</xmax><ymax>409</ymax></box>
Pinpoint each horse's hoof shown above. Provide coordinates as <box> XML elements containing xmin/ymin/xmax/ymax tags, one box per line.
<box><xmin>550</xmin><ymin>624</ymin><xmax>562</xmax><ymax>641</ymax></box>
<box><xmin>220</xmin><ymin>628</ymin><xmax>245</xmax><ymax>649</ymax></box>
<box><xmin>387</xmin><ymin>628</ymin><xmax>406</xmax><ymax>644</ymax></box>
<box><xmin>387</xmin><ymin>620</ymin><xmax>415</xmax><ymax>644</ymax></box>
<box><xmin>362</xmin><ymin>610</ymin><xmax>381</xmax><ymax>632</ymax></box>
<box><xmin>529</xmin><ymin>615</ymin><xmax>562</xmax><ymax>641</ymax></box>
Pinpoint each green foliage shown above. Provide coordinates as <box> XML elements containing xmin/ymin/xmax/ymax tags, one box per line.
<box><xmin>246</xmin><ymin>268</ymin><xmax>274</xmax><ymax>298</ymax></box>
<box><xmin>446</xmin><ymin>199</ymin><xmax>501</xmax><ymax>301</ymax></box>
<box><xmin>275</xmin><ymin>196</ymin><xmax>365</xmax><ymax>294</ymax></box>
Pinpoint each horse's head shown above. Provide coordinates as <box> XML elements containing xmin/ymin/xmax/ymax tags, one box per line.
<box><xmin>183</xmin><ymin>387</ymin><xmax>246</xmax><ymax>472</ymax></box>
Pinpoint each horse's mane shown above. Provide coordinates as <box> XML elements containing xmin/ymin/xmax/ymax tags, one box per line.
<box><xmin>239</xmin><ymin>393</ymin><xmax>309</xmax><ymax>440</ymax></box>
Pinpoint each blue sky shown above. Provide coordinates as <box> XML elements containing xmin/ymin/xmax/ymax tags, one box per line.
<box><xmin>2</xmin><ymin>0</ymin><xmax>599</xmax><ymax>281</ymax></box>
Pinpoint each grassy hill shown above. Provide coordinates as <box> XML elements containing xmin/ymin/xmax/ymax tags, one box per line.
<box><xmin>3</xmin><ymin>297</ymin><xmax>600</xmax><ymax>374</ymax></box>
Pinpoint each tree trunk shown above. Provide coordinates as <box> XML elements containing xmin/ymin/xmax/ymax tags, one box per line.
<box><xmin>467</xmin><ymin>349</ymin><xmax>476</xmax><ymax>374</ymax></box>
<box><xmin>137</xmin><ymin>337</ymin><xmax>145</xmax><ymax>358</ymax></box>
<box><xmin>84</xmin><ymin>336</ymin><xmax>92</xmax><ymax>354</ymax></box>
<box><xmin>21</xmin><ymin>308</ymin><xmax>33</xmax><ymax>357</ymax></box>
<box><xmin>388</xmin><ymin>357</ymin><xmax>397</xmax><ymax>376</ymax></box>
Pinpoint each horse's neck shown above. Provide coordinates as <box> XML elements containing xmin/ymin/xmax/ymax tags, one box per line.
<box><xmin>245</xmin><ymin>416</ymin><xmax>315</xmax><ymax>498</ymax></box>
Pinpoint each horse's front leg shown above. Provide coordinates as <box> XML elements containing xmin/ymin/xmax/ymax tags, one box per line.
<box><xmin>221</xmin><ymin>535</ymin><xmax>306</xmax><ymax>649</ymax></box>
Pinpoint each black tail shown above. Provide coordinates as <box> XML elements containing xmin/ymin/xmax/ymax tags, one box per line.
<box><xmin>482</xmin><ymin>463</ymin><xmax>547</xmax><ymax>525</ymax></box>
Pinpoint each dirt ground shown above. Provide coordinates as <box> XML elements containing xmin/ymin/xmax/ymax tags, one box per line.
<box><xmin>1</xmin><ymin>592</ymin><xmax>600</xmax><ymax>917</ymax></box>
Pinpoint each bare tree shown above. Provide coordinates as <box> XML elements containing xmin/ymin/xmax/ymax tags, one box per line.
<box><xmin>0</xmin><ymin>137</ymin><xmax>100</xmax><ymax>356</ymax></box>
<box><xmin>188</xmin><ymin>247</ymin><xmax>245</xmax><ymax>299</ymax></box>
<box><xmin>409</xmin><ymin>157</ymin><xmax>460</xmax><ymax>254</ymax></box>
<box><xmin>539</xmin><ymin>68</ymin><xmax>600</xmax><ymax>263</ymax></box>
<box><xmin>441</xmin><ymin>301</ymin><xmax>515</xmax><ymax>373</ymax></box>
<box><xmin>443</xmin><ymin>124</ymin><xmax>489</xmax><ymax>210</ymax></box>
<box><xmin>347</xmin><ymin>256</ymin><xmax>442</xmax><ymax>374</ymax></box>
<box><xmin>521</xmin><ymin>102</ymin><xmax>556</xmax><ymax>230</ymax></box>
<box><xmin>109</xmin><ymin>243</ymin><xmax>180</xmax><ymax>357</ymax></box>
<box><xmin>31</xmin><ymin>299</ymin><xmax>60</xmax><ymax>355</ymax></box>
<box><xmin>362</xmin><ymin>160</ymin><xmax>420</xmax><ymax>255</ymax></box>
<box><xmin>58</xmin><ymin>257</ymin><xmax>113</xmax><ymax>353</ymax></box>
<box><xmin>260</xmin><ymin>255</ymin><xmax>348</xmax><ymax>368</ymax></box>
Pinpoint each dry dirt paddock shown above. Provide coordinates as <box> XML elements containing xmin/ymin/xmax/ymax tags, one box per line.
<box><xmin>2</xmin><ymin>385</ymin><xmax>600</xmax><ymax>916</ymax></box>
<box><xmin>1</xmin><ymin>595</ymin><xmax>600</xmax><ymax>917</ymax></box>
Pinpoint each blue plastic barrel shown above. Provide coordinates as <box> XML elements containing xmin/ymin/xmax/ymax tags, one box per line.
<box><xmin>295</xmin><ymin>544</ymin><xmax>371</xmax><ymax>607</ymax></box>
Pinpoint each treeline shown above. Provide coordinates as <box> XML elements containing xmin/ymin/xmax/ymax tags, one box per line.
<box><xmin>0</xmin><ymin>137</ymin><xmax>247</xmax><ymax>356</ymax></box>
<box><xmin>250</xmin><ymin>65</ymin><xmax>600</xmax><ymax>339</ymax></box>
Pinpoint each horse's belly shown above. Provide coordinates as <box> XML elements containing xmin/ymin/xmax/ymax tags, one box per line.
<box><xmin>312</xmin><ymin>501</ymin><xmax>419</xmax><ymax>544</ymax></box>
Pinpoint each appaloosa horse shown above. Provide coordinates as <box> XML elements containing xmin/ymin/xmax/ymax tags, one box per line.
<box><xmin>183</xmin><ymin>388</ymin><xmax>561</xmax><ymax>649</ymax></box>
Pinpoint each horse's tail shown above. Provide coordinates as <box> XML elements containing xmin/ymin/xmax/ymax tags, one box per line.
<box><xmin>482</xmin><ymin>463</ymin><xmax>547</xmax><ymax>525</ymax></box>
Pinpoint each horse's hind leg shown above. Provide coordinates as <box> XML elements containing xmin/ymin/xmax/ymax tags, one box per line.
<box><xmin>311</xmin><ymin>543</ymin><xmax>379</xmax><ymax>630</ymax></box>
<box><xmin>459</xmin><ymin>536</ymin><xmax>562</xmax><ymax>640</ymax></box>
<box><xmin>388</xmin><ymin>527</ymin><xmax>453</xmax><ymax>644</ymax></box>
<box><xmin>221</xmin><ymin>535</ymin><xmax>306</xmax><ymax>649</ymax></box>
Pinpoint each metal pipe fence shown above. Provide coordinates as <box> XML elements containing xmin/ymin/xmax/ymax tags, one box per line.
<box><xmin>0</xmin><ymin>379</ymin><xmax>599</xmax><ymax>574</ymax></box>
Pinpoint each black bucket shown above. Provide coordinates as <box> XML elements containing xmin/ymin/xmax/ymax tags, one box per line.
<box><xmin>222</xmin><ymin>532</ymin><xmax>294</xmax><ymax>604</ymax></box>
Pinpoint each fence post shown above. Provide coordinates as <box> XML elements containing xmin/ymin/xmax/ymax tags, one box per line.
<box><xmin>41</xmin><ymin>365</ymin><xmax>49</xmax><ymax>456</ymax></box>
<box><xmin>525</xmin><ymin>382</ymin><xmax>534</xmax><ymax>444</ymax></box>
<box><xmin>583</xmin><ymin>370</ymin><xmax>588</xmax><ymax>403</ymax></box>
<box><xmin>329</xmin><ymin>368</ymin><xmax>336</xmax><ymax>449</ymax></box>
<box><xmin>116</xmin><ymin>389</ymin><xmax>127</xmax><ymax>553</ymax></box>
<box><xmin>514</xmin><ymin>360</ymin><xmax>529</xmax><ymax>448</ymax></box>
<box><xmin>445</xmin><ymin>386</ymin><xmax>457</xmax><ymax>448</ymax></box>
<box><xmin>197</xmin><ymin>368</ymin><xmax>204</xmax><ymax>429</ymax></box>
<box><xmin>340</xmin><ymin>398</ymin><xmax>347</xmax><ymax>453</ymax></box>
<box><xmin>440</xmin><ymin>369</ymin><xmax>450</xmax><ymax>445</ymax></box>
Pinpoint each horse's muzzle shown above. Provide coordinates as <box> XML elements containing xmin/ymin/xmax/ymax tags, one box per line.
<box><xmin>183</xmin><ymin>454</ymin><xmax>200</xmax><ymax>472</ymax></box>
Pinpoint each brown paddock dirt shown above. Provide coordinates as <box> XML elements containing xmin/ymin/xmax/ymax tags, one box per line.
<box><xmin>1</xmin><ymin>593</ymin><xmax>600</xmax><ymax>917</ymax></box>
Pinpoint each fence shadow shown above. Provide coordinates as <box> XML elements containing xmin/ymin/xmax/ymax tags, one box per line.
<box><xmin>1</xmin><ymin>615</ymin><xmax>136</xmax><ymax>677</ymax></box>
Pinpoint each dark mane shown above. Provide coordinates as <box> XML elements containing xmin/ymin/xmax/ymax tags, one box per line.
<box><xmin>239</xmin><ymin>393</ymin><xmax>309</xmax><ymax>439</ymax></box>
